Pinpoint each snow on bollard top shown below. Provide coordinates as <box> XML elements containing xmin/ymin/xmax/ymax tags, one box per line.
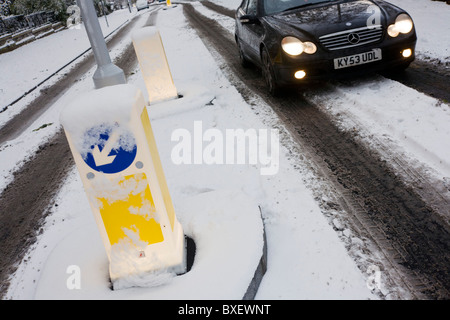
<box><xmin>60</xmin><ymin>84</ymin><xmax>138</xmax><ymax>157</ymax></box>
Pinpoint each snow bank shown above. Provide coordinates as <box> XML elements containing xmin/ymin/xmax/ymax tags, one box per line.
<box><xmin>306</xmin><ymin>76</ymin><xmax>450</xmax><ymax>178</ymax></box>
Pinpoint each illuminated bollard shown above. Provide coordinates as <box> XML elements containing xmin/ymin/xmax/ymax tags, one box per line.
<box><xmin>60</xmin><ymin>84</ymin><xmax>186</xmax><ymax>284</ymax></box>
<box><xmin>131</xmin><ymin>27</ymin><xmax>178</xmax><ymax>104</ymax></box>
<box><xmin>167</xmin><ymin>0</ymin><xmax>172</xmax><ymax>6</ymax></box>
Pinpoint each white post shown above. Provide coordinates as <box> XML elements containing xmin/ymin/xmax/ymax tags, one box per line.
<box><xmin>132</xmin><ymin>27</ymin><xmax>178</xmax><ymax>104</ymax></box>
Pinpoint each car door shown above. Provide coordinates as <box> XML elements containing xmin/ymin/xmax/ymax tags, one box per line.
<box><xmin>237</xmin><ymin>0</ymin><xmax>264</xmax><ymax>63</ymax></box>
<box><xmin>236</xmin><ymin>0</ymin><xmax>251</xmax><ymax>53</ymax></box>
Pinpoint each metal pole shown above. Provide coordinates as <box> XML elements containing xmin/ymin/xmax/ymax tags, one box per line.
<box><xmin>77</xmin><ymin>0</ymin><xmax>126</xmax><ymax>89</ymax></box>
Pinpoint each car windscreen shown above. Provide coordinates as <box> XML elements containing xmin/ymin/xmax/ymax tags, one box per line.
<box><xmin>263</xmin><ymin>0</ymin><xmax>339</xmax><ymax>16</ymax></box>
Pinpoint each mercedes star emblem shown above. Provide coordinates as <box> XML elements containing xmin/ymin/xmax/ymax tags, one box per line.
<box><xmin>347</xmin><ymin>33</ymin><xmax>361</xmax><ymax>44</ymax></box>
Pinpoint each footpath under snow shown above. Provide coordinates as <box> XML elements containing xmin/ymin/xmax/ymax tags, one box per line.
<box><xmin>1</xmin><ymin>0</ymin><xmax>449</xmax><ymax>300</ymax></box>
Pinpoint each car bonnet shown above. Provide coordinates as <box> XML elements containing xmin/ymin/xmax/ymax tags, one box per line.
<box><xmin>265</xmin><ymin>0</ymin><xmax>387</xmax><ymax>40</ymax></box>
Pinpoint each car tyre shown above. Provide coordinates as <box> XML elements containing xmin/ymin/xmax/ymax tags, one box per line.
<box><xmin>382</xmin><ymin>61</ymin><xmax>412</xmax><ymax>77</ymax></box>
<box><xmin>261</xmin><ymin>48</ymin><xmax>280</xmax><ymax>96</ymax></box>
<box><xmin>393</xmin><ymin>61</ymin><xmax>411</xmax><ymax>72</ymax></box>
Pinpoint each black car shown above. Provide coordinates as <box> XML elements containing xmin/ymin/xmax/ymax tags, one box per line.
<box><xmin>235</xmin><ymin>0</ymin><xmax>417</xmax><ymax>95</ymax></box>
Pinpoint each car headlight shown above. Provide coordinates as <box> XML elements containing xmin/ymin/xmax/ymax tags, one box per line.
<box><xmin>387</xmin><ymin>13</ymin><xmax>414</xmax><ymax>37</ymax></box>
<box><xmin>281</xmin><ymin>36</ymin><xmax>317</xmax><ymax>56</ymax></box>
<box><xmin>303</xmin><ymin>42</ymin><xmax>317</xmax><ymax>54</ymax></box>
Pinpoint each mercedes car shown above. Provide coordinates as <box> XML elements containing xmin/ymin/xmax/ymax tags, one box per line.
<box><xmin>235</xmin><ymin>0</ymin><xmax>417</xmax><ymax>95</ymax></box>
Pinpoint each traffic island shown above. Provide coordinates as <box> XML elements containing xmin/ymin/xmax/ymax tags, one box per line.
<box><xmin>34</xmin><ymin>190</ymin><xmax>266</xmax><ymax>299</ymax></box>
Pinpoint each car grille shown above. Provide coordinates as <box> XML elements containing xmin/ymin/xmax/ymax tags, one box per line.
<box><xmin>319</xmin><ymin>25</ymin><xmax>383</xmax><ymax>51</ymax></box>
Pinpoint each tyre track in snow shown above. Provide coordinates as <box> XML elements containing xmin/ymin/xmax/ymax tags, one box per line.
<box><xmin>201</xmin><ymin>0</ymin><xmax>235</xmax><ymax>18</ymax></box>
<box><xmin>183</xmin><ymin>3</ymin><xmax>450</xmax><ymax>299</ymax></box>
<box><xmin>382</xmin><ymin>60</ymin><xmax>450</xmax><ymax>103</ymax></box>
<box><xmin>0</xmin><ymin>9</ymin><xmax>160</xmax><ymax>299</ymax></box>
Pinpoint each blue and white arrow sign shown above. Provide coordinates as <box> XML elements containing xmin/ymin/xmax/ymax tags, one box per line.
<box><xmin>83</xmin><ymin>126</ymin><xmax>137</xmax><ymax>174</ymax></box>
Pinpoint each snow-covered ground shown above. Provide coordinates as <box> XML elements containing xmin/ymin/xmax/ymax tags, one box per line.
<box><xmin>1</xmin><ymin>0</ymin><xmax>449</xmax><ymax>300</ymax></box>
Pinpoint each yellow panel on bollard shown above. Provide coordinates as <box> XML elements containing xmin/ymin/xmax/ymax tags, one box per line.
<box><xmin>131</xmin><ymin>27</ymin><xmax>178</xmax><ymax>104</ymax></box>
<box><xmin>60</xmin><ymin>84</ymin><xmax>186</xmax><ymax>284</ymax></box>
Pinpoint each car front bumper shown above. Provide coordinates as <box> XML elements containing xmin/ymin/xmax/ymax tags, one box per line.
<box><xmin>273</xmin><ymin>36</ymin><xmax>417</xmax><ymax>85</ymax></box>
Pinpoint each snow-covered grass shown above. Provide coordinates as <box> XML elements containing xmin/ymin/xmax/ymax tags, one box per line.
<box><xmin>1</xmin><ymin>0</ymin><xmax>449</xmax><ymax>300</ymax></box>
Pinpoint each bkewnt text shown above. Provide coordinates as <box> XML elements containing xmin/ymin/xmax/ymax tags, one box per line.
<box><xmin>178</xmin><ymin>304</ymin><xmax>271</xmax><ymax>317</ymax></box>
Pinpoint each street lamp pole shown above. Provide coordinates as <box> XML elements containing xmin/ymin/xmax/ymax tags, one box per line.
<box><xmin>77</xmin><ymin>0</ymin><xmax>126</xmax><ymax>89</ymax></box>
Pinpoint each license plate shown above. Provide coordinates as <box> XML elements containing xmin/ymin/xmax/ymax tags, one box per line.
<box><xmin>334</xmin><ymin>49</ymin><xmax>382</xmax><ymax>69</ymax></box>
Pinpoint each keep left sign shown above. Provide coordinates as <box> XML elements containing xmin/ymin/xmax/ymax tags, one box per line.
<box><xmin>83</xmin><ymin>126</ymin><xmax>137</xmax><ymax>174</ymax></box>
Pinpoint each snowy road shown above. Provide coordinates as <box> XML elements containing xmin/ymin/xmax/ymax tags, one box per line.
<box><xmin>0</xmin><ymin>0</ymin><xmax>449</xmax><ymax>300</ymax></box>
<box><xmin>184</xmin><ymin>1</ymin><xmax>450</xmax><ymax>299</ymax></box>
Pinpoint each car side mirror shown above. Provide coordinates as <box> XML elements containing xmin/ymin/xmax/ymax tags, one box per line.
<box><xmin>240</xmin><ymin>14</ymin><xmax>259</xmax><ymax>25</ymax></box>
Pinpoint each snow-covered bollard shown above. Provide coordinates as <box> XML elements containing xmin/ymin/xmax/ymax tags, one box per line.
<box><xmin>131</xmin><ymin>27</ymin><xmax>178</xmax><ymax>105</ymax></box>
<box><xmin>60</xmin><ymin>84</ymin><xmax>186</xmax><ymax>287</ymax></box>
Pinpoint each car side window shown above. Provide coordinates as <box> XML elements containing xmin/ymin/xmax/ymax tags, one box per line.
<box><xmin>247</xmin><ymin>0</ymin><xmax>258</xmax><ymax>16</ymax></box>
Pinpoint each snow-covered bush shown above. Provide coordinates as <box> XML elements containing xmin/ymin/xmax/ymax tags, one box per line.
<box><xmin>11</xmin><ymin>0</ymin><xmax>78</xmax><ymax>22</ymax></box>
<box><xmin>0</xmin><ymin>0</ymin><xmax>12</xmax><ymax>17</ymax></box>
